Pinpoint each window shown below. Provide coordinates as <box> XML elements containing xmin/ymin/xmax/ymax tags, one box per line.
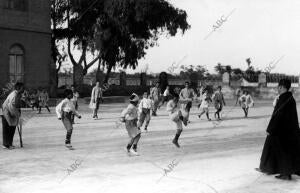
<box><xmin>4</xmin><ymin>0</ymin><xmax>28</xmax><ymax>12</ymax></box>
<box><xmin>9</xmin><ymin>45</ymin><xmax>24</xmax><ymax>83</ymax></box>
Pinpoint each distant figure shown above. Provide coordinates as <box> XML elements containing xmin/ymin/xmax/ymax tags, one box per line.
<box><xmin>1</xmin><ymin>82</ymin><xmax>24</xmax><ymax>149</ymax></box>
<box><xmin>198</xmin><ymin>88</ymin><xmax>212</xmax><ymax>121</ymax></box>
<box><xmin>239</xmin><ymin>90</ymin><xmax>254</xmax><ymax>117</ymax></box>
<box><xmin>21</xmin><ymin>89</ymin><xmax>30</xmax><ymax>108</ymax></box>
<box><xmin>38</xmin><ymin>89</ymin><xmax>50</xmax><ymax>113</ymax></box>
<box><xmin>213</xmin><ymin>86</ymin><xmax>226</xmax><ymax>120</ymax></box>
<box><xmin>235</xmin><ymin>87</ymin><xmax>241</xmax><ymax>105</ymax></box>
<box><xmin>150</xmin><ymin>82</ymin><xmax>161</xmax><ymax>116</ymax></box>
<box><xmin>29</xmin><ymin>90</ymin><xmax>39</xmax><ymax>110</ymax></box>
<box><xmin>90</xmin><ymin>82</ymin><xmax>103</xmax><ymax>119</ymax></box>
<box><xmin>258</xmin><ymin>79</ymin><xmax>300</xmax><ymax>180</ymax></box>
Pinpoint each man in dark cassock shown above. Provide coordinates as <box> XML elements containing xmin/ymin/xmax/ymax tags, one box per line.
<box><xmin>258</xmin><ymin>79</ymin><xmax>300</xmax><ymax>180</ymax></box>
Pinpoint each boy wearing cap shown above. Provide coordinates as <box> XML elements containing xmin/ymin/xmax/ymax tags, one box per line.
<box><xmin>121</xmin><ymin>93</ymin><xmax>141</xmax><ymax>156</ymax></box>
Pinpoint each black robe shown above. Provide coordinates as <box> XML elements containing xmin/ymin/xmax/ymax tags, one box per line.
<box><xmin>259</xmin><ymin>91</ymin><xmax>300</xmax><ymax>175</ymax></box>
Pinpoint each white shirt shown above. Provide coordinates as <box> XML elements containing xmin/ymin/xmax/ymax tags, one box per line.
<box><xmin>163</xmin><ymin>89</ymin><xmax>170</xmax><ymax>97</ymax></box>
<box><xmin>56</xmin><ymin>98</ymin><xmax>80</xmax><ymax>119</ymax></box>
<box><xmin>121</xmin><ymin>104</ymin><xmax>138</xmax><ymax>121</ymax></box>
<box><xmin>273</xmin><ymin>95</ymin><xmax>279</xmax><ymax>107</ymax></box>
<box><xmin>138</xmin><ymin>98</ymin><xmax>153</xmax><ymax>112</ymax></box>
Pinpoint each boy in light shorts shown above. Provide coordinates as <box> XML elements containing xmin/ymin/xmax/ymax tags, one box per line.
<box><xmin>166</xmin><ymin>94</ymin><xmax>188</xmax><ymax>148</ymax></box>
<box><xmin>138</xmin><ymin>92</ymin><xmax>153</xmax><ymax>132</ymax></box>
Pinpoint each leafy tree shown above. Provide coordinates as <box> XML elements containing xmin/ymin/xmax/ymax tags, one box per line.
<box><xmin>94</xmin><ymin>0</ymin><xmax>190</xmax><ymax>83</ymax></box>
<box><xmin>232</xmin><ymin>68</ymin><xmax>243</xmax><ymax>75</ymax></box>
<box><xmin>51</xmin><ymin>0</ymin><xmax>190</xmax><ymax>87</ymax></box>
<box><xmin>178</xmin><ymin>65</ymin><xmax>207</xmax><ymax>88</ymax></box>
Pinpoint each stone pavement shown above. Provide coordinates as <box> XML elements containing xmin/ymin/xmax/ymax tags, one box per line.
<box><xmin>0</xmin><ymin>100</ymin><xmax>300</xmax><ymax>193</ymax></box>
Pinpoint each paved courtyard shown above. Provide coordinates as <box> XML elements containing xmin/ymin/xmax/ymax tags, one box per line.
<box><xmin>1</xmin><ymin>100</ymin><xmax>300</xmax><ymax>193</ymax></box>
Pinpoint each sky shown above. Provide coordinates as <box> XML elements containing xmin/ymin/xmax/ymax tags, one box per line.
<box><xmin>66</xmin><ymin>0</ymin><xmax>300</xmax><ymax>76</ymax></box>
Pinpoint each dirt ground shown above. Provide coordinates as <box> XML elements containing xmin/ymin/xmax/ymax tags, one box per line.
<box><xmin>1</xmin><ymin>100</ymin><xmax>300</xmax><ymax>193</ymax></box>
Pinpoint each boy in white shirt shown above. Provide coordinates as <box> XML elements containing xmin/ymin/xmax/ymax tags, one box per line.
<box><xmin>138</xmin><ymin>92</ymin><xmax>153</xmax><ymax>132</ymax></box>
<box><xmin>56</xmin><ymin>89</ymin><xmax>81</xmax><ymax>150</ymax></box>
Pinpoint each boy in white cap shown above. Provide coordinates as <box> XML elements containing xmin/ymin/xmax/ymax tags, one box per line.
<box><xmin>166</xmin><ymin>93</ymin><xmax>188</xmax><ymax>148</ymax></box>
<box><xmin>121</xmin><ymin>93</ymin><xmax>141</xmax><ymax>156</ymax></box>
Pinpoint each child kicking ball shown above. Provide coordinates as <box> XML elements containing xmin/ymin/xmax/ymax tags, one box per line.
<box><xmin>166</xmin><ymin>94</ymin><xmax>188</xmax><ymax>148</ymax></box>
<box><xmin>56</xmin><ymin>89</ymin><xmax>81</xmax><ymax>150</ymax></box>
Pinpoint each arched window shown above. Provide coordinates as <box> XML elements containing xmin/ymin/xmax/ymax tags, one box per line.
<box><xmin>9</xmin><ymin>45</ymin><xmax>24</xmax><ymax>83</ymax></box>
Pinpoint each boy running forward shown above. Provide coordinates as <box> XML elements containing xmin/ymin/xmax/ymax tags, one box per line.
<box><xmin>213</xmin><ymin>86</ymin><xmax>226</xmax><ymax>120</ymax></box>
<box><xmin>166</xmin><ymin>94</ymin><xmax>188</xmax><ymax>148</ymax></box>
<box><xmin>179</xmin><ymin>82</ymin><xmax>196</xmax><ymax>122</ymax></box>
<box><xmin>56</xmin><ymin>89</ymin><xmax>81</xmax><ymax>150</ymax></box>
<box><xmin>198</xmin><ymin>89</ymin><xmax>212</xmax><ymax>121</ymax></box>
<box><xmin>138</xmin><ymin>92</ymin><xmax>153</xmax><ymax>132</ymax></box>
<box><xmin>239</xmin><ymin>90</ymin><xmax>254</xmax><ymax>117</ymax></box>
<box><xmin>121</xmin><ymin>93</ymin><xmax>141</xmax><ymax>156</ymax></box>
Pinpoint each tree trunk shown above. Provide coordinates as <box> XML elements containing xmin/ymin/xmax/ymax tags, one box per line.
<box><xmin>96</xmin><ymin>59</ymin><xmax>103</xmax><ymax>83</ymax></box>
<box><xmin>104</xmin><ymin>64</ymin><xmax>113</xmax><ymax>83</ymax></box>
<box><xmin>73</xmin><ymin>64</ymin><xmax>84</xmax><ymax>86</ymax></box>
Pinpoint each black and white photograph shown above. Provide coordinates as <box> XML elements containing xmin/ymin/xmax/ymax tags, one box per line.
<box><xmin>1</xmin><ymin>0</ymin><xmax>300</xmax><ymax>192</ymax></box>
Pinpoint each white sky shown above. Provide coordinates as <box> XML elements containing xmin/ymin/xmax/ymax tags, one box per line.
<box><xmin>67</xmin><ymin>0</ymin><xmax>300</xmax><ymax>76</ymax></box>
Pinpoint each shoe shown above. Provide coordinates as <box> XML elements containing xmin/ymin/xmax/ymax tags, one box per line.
<box><xmin>65</xmin><ymin>144</ymin><xmax>75</xmax><ymax>150</ymax></box>
<box><xmin>9</xmin><ymin>145</ymin><xmax>15</xmax><ymax>149</ymax></box>
<box><xmin>129</xmin><ymin>149</ymin><xmax>140</xmax><ymax>156</ymax></box>
<box><xmin>208</xmin><ymin>118</ymin><xmax>211</xmax><ymax>121</ymax></box>
<box><xmin>275</xmin><ymin>174</ymin><xmax>292</xmax><ymax>180</ymax></box>
<box><xmin>198</xmin><ymin>115</ymin><xmax>201</xmax><ymax>119</ymax></box>
<box><xmin>125</xmin><ymin>147</ymin><xmax>131</xmax><ymax>156</ymax></box>
<box><xmin>2</xmin><ymin>145</ymin><xmax>10</xmax><ymax>149</ymax></box>
<box><xmin>295</xmin><ymin>171</ymin><xmax>300</xmax><ymax>176</ymax></box>
<box><xmin>172</xmin><ymin>139</ymin><xmax>180</xmax><ymax>148</ymax></box>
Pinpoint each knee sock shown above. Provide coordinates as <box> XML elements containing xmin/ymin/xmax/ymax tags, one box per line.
<box><xmin>206</xmin><ymin>112</ymin><xmax>210</xmax><ymax>120</ymax></box>
<box><xmin>174</xmin><ymin>130</ymin><xmax>182</xmax><ymax>141</ymax></box>
<box><xmin>127</xmin><ymin>138</ymin><xmax>135</xmax><ymax>150</ymax></box>
<box><xmin>65</xmin><ymin>129</ymin><xmax>73</xmax><ymax>144</ymax></box>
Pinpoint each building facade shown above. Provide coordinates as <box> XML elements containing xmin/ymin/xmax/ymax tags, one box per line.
<box><xmin>0</xmin><ymin>0</ymin><xmax>52</xmax><ymax>89</ymax></box>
